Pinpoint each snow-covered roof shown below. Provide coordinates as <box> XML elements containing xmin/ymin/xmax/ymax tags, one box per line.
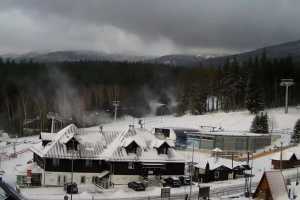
<box><xmin>271</xmin><ymin>145</ymin><xmax>300</xmax><ymax>160</ymax></box>
<box><xmin>121</xmin><ymin>137</ymin><xmax>147</xmax><ymax>149</ymax></box>
<box><xmin>254</xmin><ymin>171</ymin><xmax>288</xmax><ymax>200</ymax></box>
<box><xmin>31</xmin><ymin>124</ymin><xmax>120</xmax><ymax>160</ymax></box>
<box><xmin>151</xmin><ymin>139</ymin><xmax>174</xmax><ymax>148</ymax></box>
<box><xmin>107</xmin><ymin>128</ymin><xmax>184</xmax><ymax>162</ymax></box>
<box><xmin>40</xmin><ymin>132</ymin><xmax>55</xmax><ymax>141</ymax></box>
<box><xmin>31</xmin><ymin>124</ymin><xmax>184</xmax><ymax>162</ymax></box>
<box><xmin>200</xmin><ymin>130</ymin><xmax>268</xmax><ymax>137</ymax></box>
<box><xmin>194</xmin><ymin>157</ymin><xmax>242</xmax><ymax>170</ymax></box>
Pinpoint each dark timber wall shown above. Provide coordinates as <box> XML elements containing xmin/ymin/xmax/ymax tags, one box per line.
<box><xmin>111</xmin><ymin>162</ymin><xmax>185</xmax><ymax>175</ymax></box>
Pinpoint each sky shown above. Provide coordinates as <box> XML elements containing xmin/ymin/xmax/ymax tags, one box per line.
<box><xmin>1</xmin><ymin>0</ymin><xmax>300</xmax><ymax>56</ymax></box>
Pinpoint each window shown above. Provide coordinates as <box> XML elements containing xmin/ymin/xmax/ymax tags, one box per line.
<box><xmin>52</xmin><ymin>159</ymin><xmax>60</xmax><ymax>167</ymax></box>
<box><xmin>66</xmin><ymin>138</ymin><xmax>79</xmax><ymax>151</ymax></box>
<box><xmin>81</xmin><ymin>176</ymin><xmax>86</xmax><ymax>184</ymax></box>
<box><xmin>128</xmin><ymin>162</ymin><xmax>134</xmax><ymax>169</ymax></box>
<box><xmin>157</xmin><ymin>142</ymin><xmax>169</xmax><ymax>154</ymax></box>
<box><xmin>214</xmin><ymin>171</ymin><xmax>219</xmax><ymax>179</ymax></box>
<box><xmin>57</xmin><ymin>176</ymin><xmax>61</xmax><ymax>184</ymax></box>
<box><xmin>92</xmin><ymin>176</ymin><xmax>97</xmax><ymax>183</ymax></box>
<box><xmin>63</xmin><ymin>176</ymin><xmax>66</xmax><ymax>184</ymax></box>
<box><xmin>85</xmin><ymin>160</ymin><xmax>93</xmax><ymax>167</ymax></box>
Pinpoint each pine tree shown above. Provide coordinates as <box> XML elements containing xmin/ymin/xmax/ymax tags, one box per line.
<box><xmin>176</xmin><ymin>86</ymin><xmax>188</xmax><ymax>116</ymax></box>
<box><xmin>245</xmin><ymin>67</ymin><xmax>265</xmax><ymax>114</ymax></box>
<box><xmin>189</xmin><ymin>83</ymin><xmax>207</xmax><ymax>115</ymax></box>
<box><xmin>250</xmin><ymin>112</ymin><xmax>269</xmax><ymax>133</ymax></box>
<box><xmin>292</xmin><ymin>119</ymin><xmax>300</xmax><ymax>143</ymax></box>
<box><xmin>250</xmin><ymin>115</ymin><xmax>259</xmax><ymax>133</ymax></box>
<box><xmin>260</xmin><ymin>113</ymin><xmax>269</xmax><ymax>133</ymax></box>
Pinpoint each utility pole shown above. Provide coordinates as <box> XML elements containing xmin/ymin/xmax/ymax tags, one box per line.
<box><xmin>112</xmin><ymin>100</ymin><xmax>120</xmax><ymax>121</ymax></box>
<box><xmin>297</xmin><ymin>167</ymin><xmax>299</xmax><ymax>185</ymax></box>
<box><xmin>189</xmin><ymin>143</ymin><xmax>194</xmax><ymax>199</ymax></box>
<box><xmin>244</xmin><ymin>151</ymin><xmax>250</xmax><ymax>197</ymax></box>
<box><xmin>280</xmin><ymin>142</ymin><xmax>283</xmax><ymax>171</ymax></box>
<box><xmin>249</xmin><ymin>152</ymin><xmax>254</xmax><ymax>199</ymax></box>
<box><xmin>70</xmin><ymin>139</ymin><xmax>74</xmax><ymax>200</ymax></box>
<box><xmin>280</xmin><ymin>79</ymin><xmax>294</xmax><ymax>114</ymax></box>
<box><xmin>51</xmin><ymin>116</ymin><xmax>55</xmax><ymax>133</ymax></box>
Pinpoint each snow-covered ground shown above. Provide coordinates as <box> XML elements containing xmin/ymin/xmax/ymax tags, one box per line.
<box><xmin>1</xmin><ymin>107</ymin><xmax>300</xmax><ymax>199</ymax></box>
<box><xmin>99</xmin><ymin>107</ymin><xmax>300</xmax><ymax>132</ymax></box>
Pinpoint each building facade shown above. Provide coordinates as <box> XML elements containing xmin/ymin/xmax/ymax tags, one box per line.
<box><xmin>26</xmin><ymin>124</ymin><xmax>185</xmax><ymax>187</ymax></box>
<box><xmin>154</xmin><ymin>127</ymin><xmax>272</xmax><ymax>152</ymax></box>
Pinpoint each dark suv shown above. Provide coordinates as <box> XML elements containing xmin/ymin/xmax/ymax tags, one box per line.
<box><xmin>64</xmin><ymin>182</ymin><xmax>78</xmax><ymax>194</ymax></box>
<box><xmin>128</xmin><ymin>181</ymin><xmax>146</xmax><ymax>191</ymax></box>
<box><xmin>163</xmin><ymin>177</ymin><xmax>181</xmax><ymax>187</ymax></box>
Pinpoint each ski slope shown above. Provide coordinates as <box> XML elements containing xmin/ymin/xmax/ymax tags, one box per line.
<box><xmin>97</xmin><ymin>107</ymin><xmax>300</xmax><ymax>133</ymax></box>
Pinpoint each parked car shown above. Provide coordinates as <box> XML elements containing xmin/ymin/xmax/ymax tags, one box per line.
<box><xmin>64</xmin><ymin>182</ymin><xmax>78</xmax><ymax>194</ymax></box>
<box><xmin>179</xmin><ymin>176</ymin><xmax>191</xmax><ymax>185</ymax></box>
<box><xmin>128</xmin><ymin>181</ymin><xmax>146</xmax><ymax>191</ymax></box>
<box><xmin>163</xmin><ymin>177</ymin><xmax>181</xmax><ymax>187</ymax></box>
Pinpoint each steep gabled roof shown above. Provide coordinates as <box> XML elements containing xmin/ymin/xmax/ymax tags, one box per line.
<box><xmin>31</xmin><ymin>125</ymin><xmax>184</xmax><ymax>162</ymax></box>
<box><xmin>108</xmin><ymin>128</ymin><xmax>184</xmax><ymax>162</ymax></box>
<box><xmin>253</xmin><ymin>171</ymin><xmax>288</xmax><ymax>200</ymax></box>
<box><xmin>194</xmin><ymin>157</ymin><xmax>241</xmax><ymax>170</ymax></box>
<box><xmin>271</xmin><ymin>145</ymin><xmax>300</xmax><ymax>161</ymax></box>
<box><xmin>152</xmin><ymin>139</ymin><xmax>174</xmax><ymax>148</ymax></box>
<box><xmin>31</xmin><ymin>124</ymin><xmax>120</xmax><ymax>159</ymax></box>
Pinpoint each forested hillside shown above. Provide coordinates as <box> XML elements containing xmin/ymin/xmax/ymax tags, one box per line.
<box><xmin>0</xmin><ymin>51</ymin><xmax>300</xmax><ymax>136</ymax></box>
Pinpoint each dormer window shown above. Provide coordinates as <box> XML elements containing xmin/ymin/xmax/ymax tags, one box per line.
<box><xmin>157</xmin><ymin>142</ymin><xmax>170</xmax><ymax>154</ymax></box>
<box><xmin>66</xmin><ymin>137</ymin><xmax>79</xmax><ymax>151</ymax></box>
<box><xmin>40</xmin><ymin>132</ymin><xmax>53</xmax><ymax>147</ymax></box>
<box><xmin>125</xmin><ymin>141</ymin><xmax>139</xmax><ymax>154</ymax></box>
<box><xmin>42</xmin><ymin>140</ymin><xmax>51</xmax><ymax>147</ymax></box>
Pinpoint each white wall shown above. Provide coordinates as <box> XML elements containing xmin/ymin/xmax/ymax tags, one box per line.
<box><xmin>110</xmin><ymin>175</ymin><xmax>141</xmax><ymax>185</ymax></box>
<box><xmin>43</xmin><ymin>171</ymin><xmax>102</xmax><ymax>186</ymax></box>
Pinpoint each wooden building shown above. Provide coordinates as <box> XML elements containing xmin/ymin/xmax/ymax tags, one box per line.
<box><xmin>193</xmin><ymin>157</ymin><xmax>249</xmax><ymax>183</ymax></box>
<box><xmin>28</xmin><ymin>124</ymin><xmax>185</xmax><ymax>187</ymax></box>
<box><xmin>252</xmin><ymin>171</ymin><xmax>288</xmax><ymax>200</ymax></box>
<box><xmin>272</xmin><ymin>151</ymin><xmax>300</xmax><ymax>170</ymax></box>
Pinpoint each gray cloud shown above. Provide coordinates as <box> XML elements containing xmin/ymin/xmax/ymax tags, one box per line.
<box><xmin>1</xmin><ymin>0</ymin><xmax>300</xmax><ymax>56</ymax></box>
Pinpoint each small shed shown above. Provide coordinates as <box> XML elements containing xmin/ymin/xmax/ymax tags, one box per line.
<box><xmin>252</xmin><ymin>171</ymin><xmax>288</xmax><ymax>200</ymax></box>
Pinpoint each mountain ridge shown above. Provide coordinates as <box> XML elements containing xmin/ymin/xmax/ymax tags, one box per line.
<box><xmin>1</xmin><ymin>39</ymin><xmax>300</xmax><ymax>66</ymax></box>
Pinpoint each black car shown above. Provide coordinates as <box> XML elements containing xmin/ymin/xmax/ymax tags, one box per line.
<box><xmin>64</xmin><ymin>182</ymin><xmax>78</xmax><ymax>194</ymax></box>
<box><xmin>128</xmin><ymin>181</ymin><xmax>146</xmax><ymax>191</ymax></box>
<box><xmin>179</xmin><ymin>176</ymin><xmax>191</xmax><ymax>185</ymax></box>
<box><xmin>163</xmin><ymin>177</ymin><xmax>181</xmax><ymax>188</ymax></box>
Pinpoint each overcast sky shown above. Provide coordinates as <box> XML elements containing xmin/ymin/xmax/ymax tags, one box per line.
<box><xmin>1</xmin><ymin>0</ymin><xmax>300</xmax><ymax>56</ymax></box>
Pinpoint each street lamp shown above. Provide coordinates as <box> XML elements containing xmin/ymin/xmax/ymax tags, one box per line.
<box><xmin>112</xmin><ymin>100</ymin><xmax>120</xmax><ymax>121</ymax></box>
<box><xmin>280</xmin><ymin>79</ymin><xmax>294</xmax><ymax>114</ymax></box>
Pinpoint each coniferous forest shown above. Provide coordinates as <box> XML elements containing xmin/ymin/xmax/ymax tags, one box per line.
<box><xmin>0</xmin><ymin>51</ymin><xmax>300</xmax><ymax>136</ymax></box>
